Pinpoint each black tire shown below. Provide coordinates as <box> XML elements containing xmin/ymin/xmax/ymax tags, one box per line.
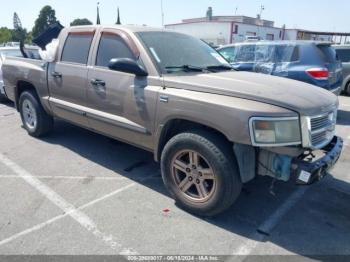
<box><xmin>161</xmin><ymin>130</ymin><xmax>242</xmax><ymax>217</ymax></box>
<box><xmin>347</xmin><ymin>82</ymin><xmax>350</xmax><ymax>96</ymax></box>
<box><xmin>19</xmin><ymin>90</ymin><xmax>54</xmax><ymax>137</ymax></box>
<box><xmin>0</xmin><ymin>94</ymin><xmax>8</xmax><ymax>103</ymax></box>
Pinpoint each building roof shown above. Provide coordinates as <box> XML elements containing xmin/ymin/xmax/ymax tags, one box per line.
<box><xmin>286</xmin><ymin>28</ymin><xmax>350</xmax><ymax>36</ymax></box>
<box><xmin>167</xmin><ymin>15</ymin><xmax>275</xmax><ymax>27</ymax></box>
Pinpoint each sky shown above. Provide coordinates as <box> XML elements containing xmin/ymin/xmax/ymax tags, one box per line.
<box><xmin>0</xmin><ymin>0</ymin><xmax>349</xmax><ymax>33</ymax></box>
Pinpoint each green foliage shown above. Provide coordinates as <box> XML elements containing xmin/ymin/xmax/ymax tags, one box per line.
<box><xmin>32</xmin><ymin>5</ymin><xmax>58</xmax><ymax>37</ymax></box>
<box><xmin>70</xmin><ymin>18</ymin><xmax>93</xmax><ymax>26</ymax></box>
<box><xmin>11</xmin><ymin>28</ymin><xmax>27</xmax><ymax>42</ymax></box>
<box><xmin>0</xmin><ymin>27</ymin><xmax>13</xmax><ymax>44</ymax></box>
<box><xmin>25</xmin><ymin>31</ymin><xmax>33</xmax><ymax>44</ymax></box>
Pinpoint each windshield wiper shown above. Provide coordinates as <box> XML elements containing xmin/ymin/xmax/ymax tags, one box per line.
<box><xmin>206</xmin><ymin>65</ymin><xmax>234</xmax><ymax>71</ymax></box>
<box><xmin>165</xmin><ymin>65</ymin><xmax>207</xmax><ymax>73</ymax></box>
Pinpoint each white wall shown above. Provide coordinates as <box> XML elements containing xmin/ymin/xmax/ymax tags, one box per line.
<box><xmin>284</xmin><ymin>30</ymin><xmax>298</xmax><ymax>40</ymax></box>
<box><xmin>166</xmin><ymin>22</ymin><xmax>282</xmax><ymax>45</ymax></box>
<box><xmin>165</xmin><ymin>22</ymin><xmax>231</xmax><ymax>45</ymax></box>
<box><xmin>233</xmin><ymin>23</ymin><xmax>282</xmax><ymax>42</ymax></box>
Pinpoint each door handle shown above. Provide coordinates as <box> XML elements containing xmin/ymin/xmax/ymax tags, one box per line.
<box><xmin>51</xmin><ymin>71</ymin><xmax>62</xmax><ymax>78</ymax></box>
<box><xmin>90</xmin><ymin>79</ymin><xmax>106</xmax><ymax>86</ymax></box>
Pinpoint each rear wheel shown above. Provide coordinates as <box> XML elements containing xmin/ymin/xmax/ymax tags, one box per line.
<box><xmin>19</xmin><ymin>90</ymin><xmax>54</xmax><ymax>137</ymax></box>
<box><xmin>161</xmin><ymin>130</ymin><xmax>242</xmax><ymax>217</ymax></box>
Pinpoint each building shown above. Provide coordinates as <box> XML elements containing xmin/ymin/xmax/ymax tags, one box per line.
<box><xmin>284</xmin><ymin>29</ymin><xmax>350</xmax><ymax>44</ymax></box>
<box><xmin>165</xmin><ymin>8</ymin><xmax>283</xmax><ymax>46</ymax></box>
<box><xmin>165</xmin><ymin>7</ymin><xmax>350</xmax><ymax>46</ymax></box>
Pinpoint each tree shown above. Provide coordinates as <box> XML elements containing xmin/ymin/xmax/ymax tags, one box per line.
<box><xmin>13</xmin><ymin>12</ymin><xmax>22</xmax><ymax>30</ymax></box>
<box><xmin>96</xmin><ymin>3</ymin><xmax>101</xmax><ymax>25</ymax></box>
<box><xmin>70</xmin><ymin>18</ymin><xmax>93</xmax><ymax>26</ymax></box>
<box><xmin>0</xmin><ymin>27</ymin><xmax>12</xmax><ymax>44</ymax></box>
<box><xmin>12</xmin><ymin>12</ymin><xmax>27</xmax><ymax>42</ymax></box>
<box><xmin>32</xmin><ymin>6</ymin><xmax>58</xmax><ymax>37</ymax></box>
<box><xmin>25</xmin><ymin>31</ymin><xmax>33</xmax><ymax>44</ymax></box>
<box><xmin>116</xmin><ymin>7</ymin><xmax>121</xmax><ymax>25</ymax></box>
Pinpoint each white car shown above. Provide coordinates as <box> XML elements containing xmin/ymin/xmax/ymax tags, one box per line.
<box><xmin>0</xmin><ymin>46</ymin><xmax>39</xmax><ymax>102</ymax></box>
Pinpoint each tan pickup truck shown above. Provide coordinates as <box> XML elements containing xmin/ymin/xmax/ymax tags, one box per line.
<box><xmin>2</xmin><ymin>25</ymin><xmax>343</xmax><ymax>216</ymax></box>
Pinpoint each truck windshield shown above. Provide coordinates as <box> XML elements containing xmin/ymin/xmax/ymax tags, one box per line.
<box><xmin>137</xmin><ymin>31</ymin><xmax>231</xmax><ymax>74</ymax></box>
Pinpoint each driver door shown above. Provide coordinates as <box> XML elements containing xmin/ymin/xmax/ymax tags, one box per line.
<box><xmin>86</xmin><ymin>29</ymin><xmax>159</xmax><ymax>149</ymax></box>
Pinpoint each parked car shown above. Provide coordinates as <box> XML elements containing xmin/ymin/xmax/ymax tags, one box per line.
<box><xmin>333</xmin><ymin>45</ymin><xmax>350</xmax><ymax>95</ymax></box>
<box><xmin>217</xmin><ymin>41</ymin><xmax>343</xmax><ymax>95</ymax></box>
<box><xmin>0</xmin><ymin>46</ymin><xmax>40</xmax><ymax>102</ymax></box>
<box><xmin>2</xmin><ymin>26</ymin><xmax>343</xmax><ymax>216</ymax></box>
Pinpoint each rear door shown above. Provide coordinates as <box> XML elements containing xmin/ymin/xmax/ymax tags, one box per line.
<box><xmin>316</xmin><ymin>44</ymin><xmax>343</xmax><ymax>90</ymax></box>
<box><xmin>48</xmin><ymin>28</ymin><xmax>95</xmax><ymax>127</ymax></box>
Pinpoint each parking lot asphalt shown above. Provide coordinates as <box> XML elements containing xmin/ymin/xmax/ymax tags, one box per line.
<box><xmin>0</xmin><ymin>96</ymin><xmax>349</xmax><ymax>258</ymax></box>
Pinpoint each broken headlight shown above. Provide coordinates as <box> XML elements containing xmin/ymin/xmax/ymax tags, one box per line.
<box><xmin>249</xmin><ymin>117</ymin><xmax>301</xmax><ymax>146</ymax></box>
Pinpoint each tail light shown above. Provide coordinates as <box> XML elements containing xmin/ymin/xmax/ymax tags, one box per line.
<box><xmin>306</xmin><ymin>68</ymin><xmax>329</xmax><ymax>80</ymax></box>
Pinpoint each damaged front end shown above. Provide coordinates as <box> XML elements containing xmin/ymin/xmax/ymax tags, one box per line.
<box><xmin>234</xmin><ymin>136</ymin><xmax>343</xmax><ymax>186</ymax></box>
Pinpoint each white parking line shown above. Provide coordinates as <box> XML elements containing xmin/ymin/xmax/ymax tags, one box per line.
<box><xmin>0</xmin><ymin>153</ymin><xmax>137</xmax><ymax>255</ymax></box>
<box><xmin>232</xmin><ymin>186</ymin><xmax>309</xmax><ymax>256</ymax></box>
<box><xmin>0</xmin><ymin>175</ymin><xmax>128</xmax><ymax>180</ymax></box>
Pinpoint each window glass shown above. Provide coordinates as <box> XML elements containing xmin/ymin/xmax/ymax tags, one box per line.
<box><xmin>96</xmin><ymin>34</ymin><xmax>136</xmax><ymax>67</ymax></box>
<box><xmin>61</xmin><ymin>34</ymin><xmax>93</xmax><ymax>64</ymax></box>
<box><xmin>255</xmin><ymin>45</ymin><xmax>274</xmax><ymax>62</ymax></box>
<box><xmin>218</xmin><ymin>47</ymin><xmax>236</xmax><ymax>63</ymax></box>
<box><xmin>335</xmin><ymin>49</ymin><xmax>350</xmax><ymax>62</ymax></box>
<box><xmin>274</xmin><ymin>45</ymin><xmax>299</xmax><ymax>62</ymax></box>
<box><xmin>317</xmin><ymin>45</ymin><xmax>338</xmax><ymax>63</ymax></box>
<box><xmin>137</xmin><ymin>31</ymin><xmax>229</xmax><ymax>74</ymax></box>
<box><xmin>234</xmin><ymin>45</ymin><xmax>256</xmax><ymax>62</ymax></box>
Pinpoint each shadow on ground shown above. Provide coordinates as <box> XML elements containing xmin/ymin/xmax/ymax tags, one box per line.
<box><xmin>337</xmin><ymin>109</ymin><xmax>350</xmax><ymax>127</ymax></box>
<box><xmin>34</xmin><ymin>119</ymin><xmax>350</xmax><ymax>257</ymax></box>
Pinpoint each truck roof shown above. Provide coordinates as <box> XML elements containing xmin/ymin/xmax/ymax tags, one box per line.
<box><xmin>66</xmin><ymin>24</ymin><xmax>172</xmax><ymax>33</ymax></box>
<box><xmin>219</xmin><ymin>40</ymin><xmax>333</xmax><ymax>48</ymax></box>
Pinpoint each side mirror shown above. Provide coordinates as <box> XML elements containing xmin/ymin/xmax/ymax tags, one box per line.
<box><xmin>108</xmin><ymin>58</ymin><xmax>148</xmax><ymax>77</ymax></box>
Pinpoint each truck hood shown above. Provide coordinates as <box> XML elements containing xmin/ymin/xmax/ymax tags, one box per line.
<box><xmin>163</xmin><ymin>71</ymin><xmax>338</xmax><ymax>116</ymax></box>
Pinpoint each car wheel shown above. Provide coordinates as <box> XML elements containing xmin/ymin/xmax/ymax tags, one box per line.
<box><xmin>161</xmin><ymin>130</ymin><xmax>242</xmax><ymax>217</ymax></box>
<box><xmin>0</xmin><ymin>94</ymin><xmax>8</xmax><ymax>103</ymax></box>
<box><xmin>19</xmin><ymin>90</ymin><xmax>54</xmax><ymax>137</ymax></box>
<box><xmin>347</xmin><ymin>82</ymin><xmax>350</xmax><ymax>96</ymax></box>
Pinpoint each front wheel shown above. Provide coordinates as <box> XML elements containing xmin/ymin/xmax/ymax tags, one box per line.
<box><xmin>19</xmin><ymin>90</ymin><xmax>54</xmax><ymax>137</ymax></box>
<box><xmin>0</xmin><ymin>93</ymin><xmax>8</xmax><ymax>103</ymax></box>
<box><xmin>347</xmin><ymin>82</ymin><xmax>350</xmax><ymax>96</ymax></box>
<box><xmin>161</xmin><ymin>130</ymin><xmax>242</xmax><ymax>217</ymax></box>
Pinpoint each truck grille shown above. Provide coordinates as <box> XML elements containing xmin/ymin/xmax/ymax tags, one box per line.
<box><xmin>310</xmin><ymin>115</ymin><xmax>332</xmax><ymax>131</ymax></box>
<box><xmin>309</xmin><ymin>112</ymin><xmax>336</xmax><ymax>148</ymax></box>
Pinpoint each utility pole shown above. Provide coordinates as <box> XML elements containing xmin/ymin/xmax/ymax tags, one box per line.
<box><xmin>259</xmin><ymin>5</ymin><xmax>265</xmax><ymax>18</ymax></box>
<box><xmin>257</xmin><ymin>5</ymin><xmax>265</xmax><ymax>39</ymax></box>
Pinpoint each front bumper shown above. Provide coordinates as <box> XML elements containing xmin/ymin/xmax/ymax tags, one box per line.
<box><xmin>292</xmin><ymin>136</ymin><xmax>343</xmax><ymax>185</ymax></box>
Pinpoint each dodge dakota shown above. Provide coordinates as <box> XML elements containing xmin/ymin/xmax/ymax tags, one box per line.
<box><xmin>2</xmin><ymin>25</ymin><xmax>343</xmax><ymax>216</ymax></box>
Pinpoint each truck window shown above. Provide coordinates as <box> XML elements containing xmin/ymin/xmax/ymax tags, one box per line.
<box><xmin>96</xmin><ymin>34</ymin><xmax>136</xmax><ymax>67</ymax></box>
<box><xmin>61</xmin><ymin>34</ymin><xmax>93</xmax><ymax>64</ymax></box>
